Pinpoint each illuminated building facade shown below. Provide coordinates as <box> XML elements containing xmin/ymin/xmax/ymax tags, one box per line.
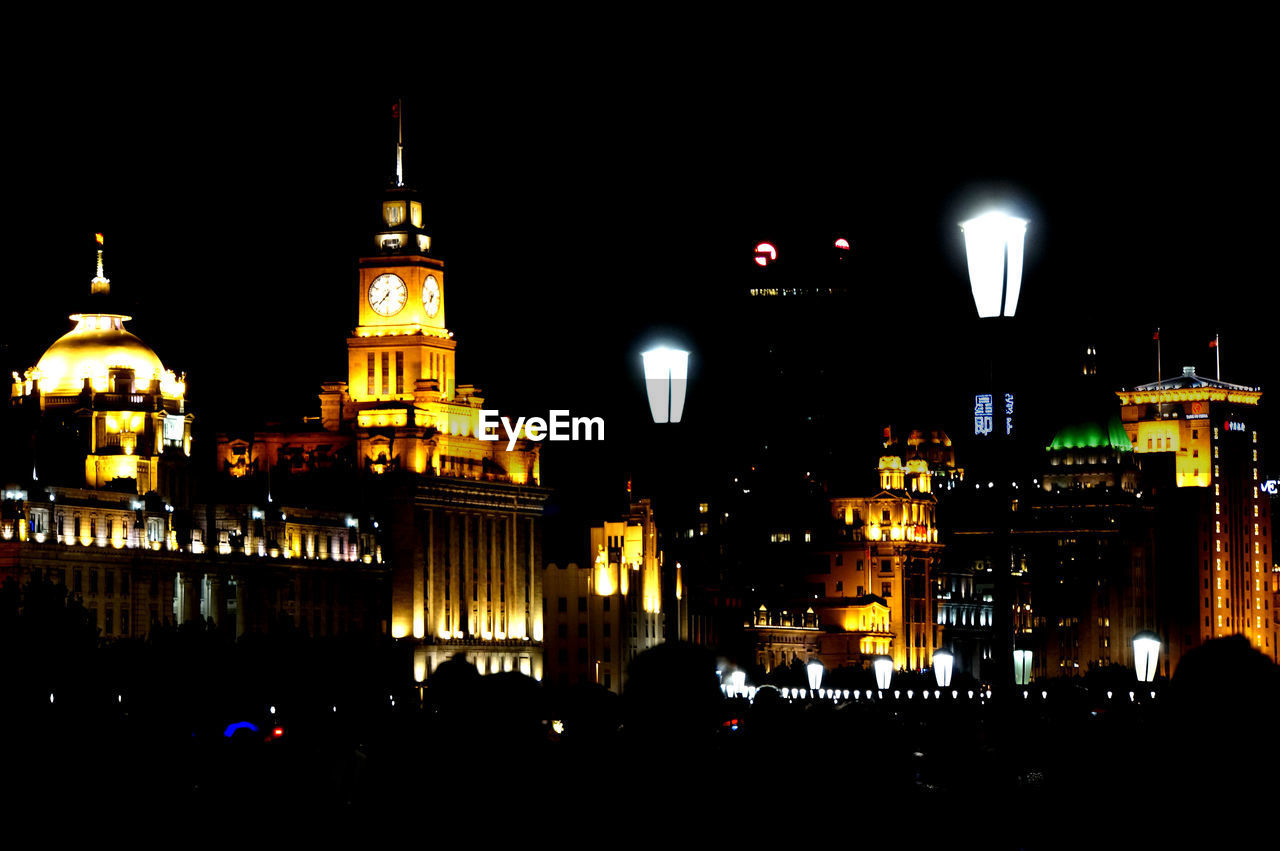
<box><xmin>805</xmin><ymin>455</ymin><xmax>942</xmax><ymax>671</ymax></box>
<box><xmin>1</xmin><ymin>239</ymin><xmax>383</xmax><ymax>638</ymax></box>
<box><xmin>993</xmin><ymin>409</ymin><xmax>1158</xmax><ymax>679</ymax></box>
<box><xmin>544</xmin><ymin>499</ymin><xmax>666</xmax><ymax>692</ymax></box>
<box><xmin>8</xmin><ymin>239</ymin><xmax>192</xmax><ymax>503</ymax></box>
<box><xmin>749</xmin><ymin>598</ymin><xmax>893</xmax><ymax>674</ymax></box>
<box><xmin>1117</xmin><ymin>366</ymin><xmax>1273</xmax><ymax>664</ymax></box>
<box><xmin>945</xmin><ymin>359</ymin><xmax>1273</xmax><ymax>683</ymax></box>
<box><xmin>299</xmin><ymin>173</ymin><xmax>549</xmax><ymax>681</ymax></box>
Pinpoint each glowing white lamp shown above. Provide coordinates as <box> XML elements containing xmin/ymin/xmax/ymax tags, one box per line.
<box><xmin>932</xmin><ymin>649</ymin><xmax>954</xmax><ymax>688</ymax></box>
<box><xmin>1133</xmin><ymin>631</ymin><xmax>1161</xmax><ymax>684</ymax></box>
<box><xmin>642</xmin><ymin>348</ymin><xmax>690</xmax><ymax>424</ymax></box>
<box><xmin>729</xmin><ymin>669</ymin><xmax>746</xmax><ymax>698</ymax></box>
<box><xmin>873</xmin><ymin>655</ymin><xmax>894</xmax><ymax>691</ymax></box>
<box><xmin>961</xmin><ymin>212</ymin><xmax>1028</xmax><ymax>318</ymax></box>
<box><xmin>806</xmin><ymin>660</ymin><xmax>824</xmax><ymax>692</ymax></box>
<box><xmin>1013</xmin><ymin>649</ymin><xmax>1033</xmax><ymax>685</ymax></box>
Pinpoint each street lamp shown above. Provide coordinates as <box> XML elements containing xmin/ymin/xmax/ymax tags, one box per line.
<box><xmin>932</xmin><ymin>649</ymin><xmax>954</xmax><ymax>688</ymax></box>
<box><xmin>641</xmin><ymin>348</ymin><xmax>689</xmax><ymax>424</ymax></box>
<box><xmin>806</xmin><ymin>660</ymin><xmax>824</xmax><ymax>694</ymax></box>
<box><xmin>873</xmin><ymin>656</ymin><xmax>894</xmax><ymax>691</ymax></box>
<box><xmin>960</xmin><ymin>212</ymin><xmax>1028</xmax><ymax>318</ymax></box>
<box><xmin>1013</xmin><ymin>649</ymin><xmax>1033</xmax><ymax>685</ymax></box>
<box><xmin>1132</xmin><ymin>631</ymin><xmax>1161</xmax><ymax>684</ymax></box>
<box><xmin>963</xmin><ymin>211</ymin><xmax>1029</xmax><ymax>698</ymax></box>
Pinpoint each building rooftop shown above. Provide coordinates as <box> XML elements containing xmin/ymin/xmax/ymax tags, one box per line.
<box><xmin>1047</xmin><ymin>415</ymin><xmax>1132</xmax><ymax>452</ymax></box>
<box><xmin>1128</xmin><ymin>366</ymin><xmax>1259</xmax><ymax>393</ymax></box>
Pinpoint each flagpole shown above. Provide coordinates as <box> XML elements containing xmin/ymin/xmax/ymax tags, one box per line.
<box><xmin>1156</xmin><ymin>327</ymin><xmax>1162</xmax><ymax>389</ymax></box>
<box><xmin>1216</xmin><ymin>333</ymin><xmax>1221</xmax><ymax>381</ymax></box>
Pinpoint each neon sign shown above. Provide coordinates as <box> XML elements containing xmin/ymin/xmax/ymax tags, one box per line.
<box><xmin>975</xmin><ymin>394</ymin><xmax>994</xmax><ymax>436</ymax></box>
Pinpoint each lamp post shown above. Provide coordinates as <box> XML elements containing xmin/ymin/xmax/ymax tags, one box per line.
<box><xmin>1132</xmin><ymin>631</ymin><xmax>1161</xmax><ymax>684</ymax></box>
<box><xmin>1013</xmin><ymin>649</ymin><xmax>1033</xmax><ymax>686</ymax></box>
<box><xmin>641</xmin><ymin>348</ymin><xmax>689</xmax><ymax>424</ymax></box>
<box><xmin>932</xmin><ymin>649</ymin><xmax>954</xmax><ymax>689</ymax></box>
<box><xmin>960</xmin><ymin>212</ymin><xmax>1027</xmax><ymax>319</ymax></box>
<box><xmin>961</xmin><ymin>211</ymin><xmax>1029</xmax><ymax>698</ymax></box>
<box><xmin>806</xmin><ymin>660</ymin><xmax>824</xmax><ymax>698</ymax></box>
<box><xmin>873</xmin><ymin>655</ymin><xmax>894</xmax><ymax>693</ymax></box>
<box><xmin>640</xmin><ymin>345</ymin><xmax>690</xmax><ymax>642</ymax></box>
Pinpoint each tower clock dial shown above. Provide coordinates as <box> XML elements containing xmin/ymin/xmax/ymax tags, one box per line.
<box><xmin>423</xmin><ymin>274</ymin><xmax>441</xmax><ymax>317</ymax></box>
<box><xmin>369</xmin><ymin>273</ymin><xmax>407</xmax><ymax>317</ymax></box>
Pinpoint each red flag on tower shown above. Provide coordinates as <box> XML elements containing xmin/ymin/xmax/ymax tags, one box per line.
<box><xmin>1209</xmin><ymin>337</ymin><xmax>1217</xmax><ymax>348</ymax></box>
<box><xmin>1152</xmin><ymin>329</ymin><xmax>1160</xmax><ymax>341</ymax></box>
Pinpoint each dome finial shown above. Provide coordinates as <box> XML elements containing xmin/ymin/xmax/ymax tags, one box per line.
<box><xmin>90</xmin><ymin>232</ymin><xmax>110</xmax><ymax>296</ymax></box>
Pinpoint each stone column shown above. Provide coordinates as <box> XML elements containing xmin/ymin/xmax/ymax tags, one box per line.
<box><xmin>179</xmin><ymin>572</ymin><xmax>201</xmax><ymax>624</ymax></box>
<box><xmin>235</xmin><ymin>573</ymin><xmax>247</xmax><ymax>638</ymax></box>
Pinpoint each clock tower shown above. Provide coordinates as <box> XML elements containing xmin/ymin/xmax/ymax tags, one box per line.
<box><xmin>346</xmin><ymin>184</ymin><xmax>455</xmax><ymax>404</ymax></box>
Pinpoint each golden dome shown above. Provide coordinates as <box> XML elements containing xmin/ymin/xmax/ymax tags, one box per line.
<box><xmin>34</xmin><ymin>313</ymin><xmax>169</xmax><ymax>395</ymax></box>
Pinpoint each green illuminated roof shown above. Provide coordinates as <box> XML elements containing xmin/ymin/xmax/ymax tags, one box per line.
<box><xmin>1048</xmin><ymin>416</ymin><xmax>1132</xmax><ymax>452</ymax></box>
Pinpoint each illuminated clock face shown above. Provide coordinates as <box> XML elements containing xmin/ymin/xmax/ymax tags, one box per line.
<box><xmin>423</xmin><ymin>275</ymin><xmax>440</xmax><ymax>317</ymax></box>
<box><xmin>368</xmin><ymin>273</ymin><xmax>407</xmax><ymax>317</ymax></box>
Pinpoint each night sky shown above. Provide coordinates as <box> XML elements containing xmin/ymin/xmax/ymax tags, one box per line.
<box><xmin>4</xmin><ymin>78</ymin><xmax>1275</xmax><ymax>556</ymax></box>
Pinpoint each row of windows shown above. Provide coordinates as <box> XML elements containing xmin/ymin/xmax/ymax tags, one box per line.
<box><xmin>366</xmin><ymin>351</ymin><xmax>406</xmax><ymax>395</ymax></box>
<box><xmin>556</xmin><ymin>622</ymin><xmax>616</xmax><ymax>639</ymax></box>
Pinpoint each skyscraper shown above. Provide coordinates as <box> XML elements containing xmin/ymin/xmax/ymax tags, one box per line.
<box><xmin>1117</xmin><ymin>366</ymin><xmax>1273</xmax><ymax>665</ymax></box>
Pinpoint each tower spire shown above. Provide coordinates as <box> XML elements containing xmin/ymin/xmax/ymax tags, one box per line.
<box><xmin>90</xmin><ymin>232</ymin><xmax>110</xmax><ymax>296</ymax></box>
<box><xmin>394</xmin><ymin>97</ymin><xmax>404</xmax><ymax>187</ymax></box>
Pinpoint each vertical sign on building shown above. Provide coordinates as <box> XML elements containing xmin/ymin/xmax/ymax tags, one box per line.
<box><xmin>974</xmin><ymin>394</ymin><xmax>994</xmax><ymax>437</ymax></box>
<box><xmin>1004</xmin><ymin>392</ymin><xmax>1015</xmax><ymax>438</ymax></box>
